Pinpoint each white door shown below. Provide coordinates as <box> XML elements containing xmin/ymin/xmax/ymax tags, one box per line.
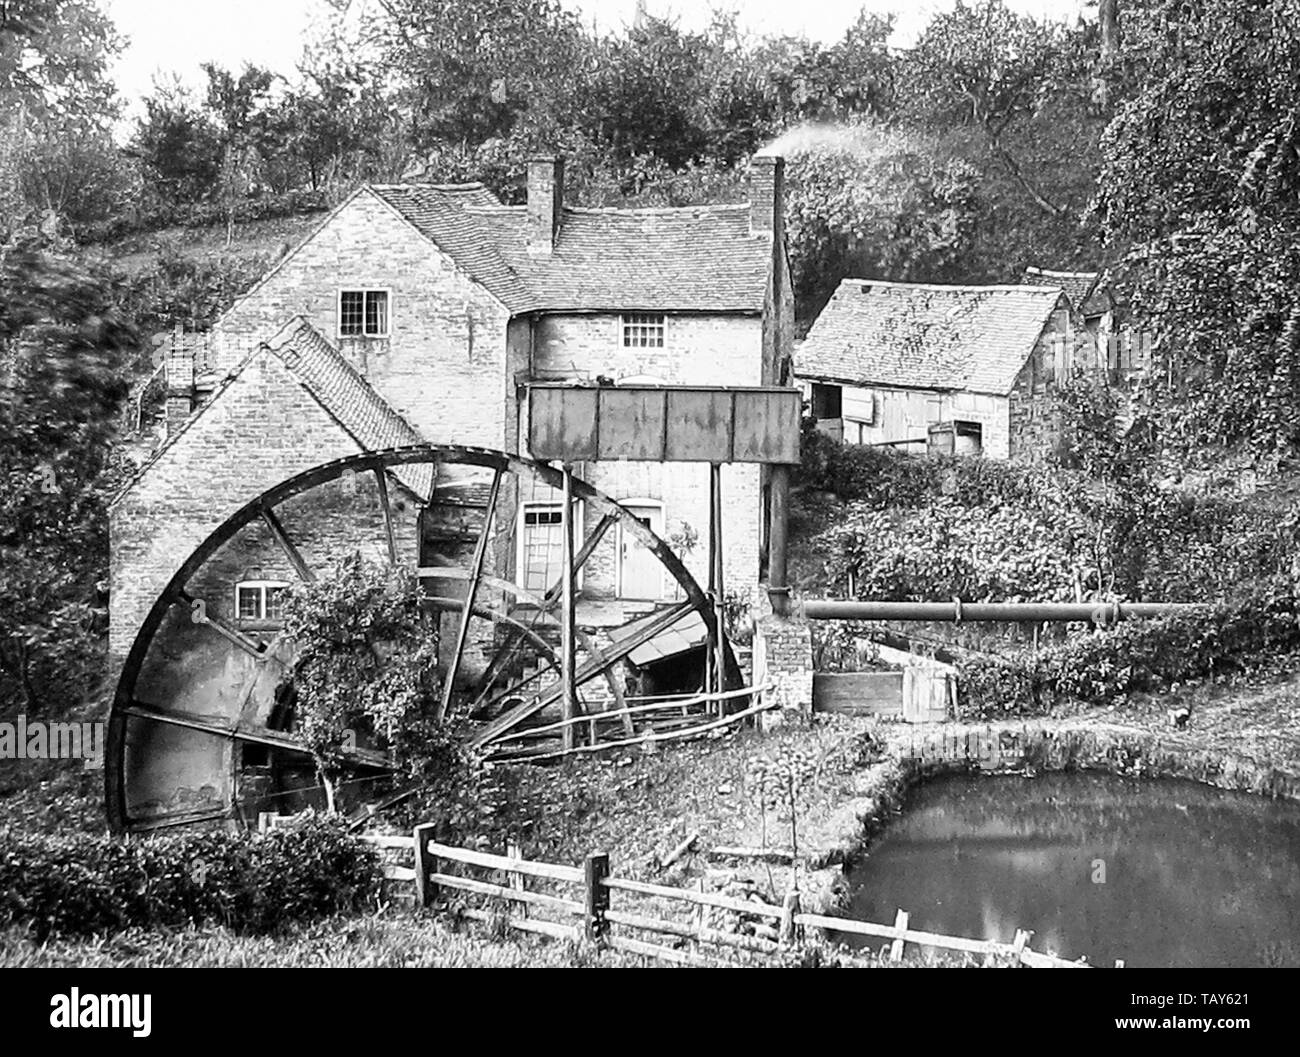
<box><xmin>619</xmin><ymin>504</ymin><xmax>664</xmax><ymax>600</ymax></box>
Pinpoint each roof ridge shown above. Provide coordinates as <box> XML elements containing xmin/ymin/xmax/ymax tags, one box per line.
<box><xmin>839</xmin><ymin>278</ymin><xmax>1064</xmax><ymax>295</ymax></box>
<box><xmin>562</xmin><ymin>203</ymin><xmax>749</xmax><ymax>217</ymax></box>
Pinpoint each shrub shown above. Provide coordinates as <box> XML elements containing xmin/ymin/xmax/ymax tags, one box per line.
<box><xmin>0</xmin><ymin>817</ymin><xmax>380</xmax><ymax>941</ymax></box>
<box><xmin>956</xmin><ymin>584</ymin><xmax>1300</xmax><ymax>719</ymax></box>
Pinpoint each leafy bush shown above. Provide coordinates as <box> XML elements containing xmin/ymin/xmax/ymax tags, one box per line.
<box><xmin>0</xmin><ymin>817</ymin><xmax>380</xmax><ymax>941</ymax></box>
<box><xmin>957</xmin><ymin>585</ymin><xmax>1300</xmax><ymax>720</ymax></box>
<box><xmin>828</xmin><ymin>500</ymin><xmax>1084</xmax><ymax>603</ymax></box>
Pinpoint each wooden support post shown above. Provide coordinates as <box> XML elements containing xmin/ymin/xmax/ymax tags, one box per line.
<box><xmin>709</xmin><ymin>462</ymin><xmax>727</xmax><ymax>709</ymax></box>
<box><xmin>890</xmin><ymin>908</ymin><xmax>909</xmax><ymax>962</ymax></box>
<box><xmin>260</xmin><ymin>506</ymin><xmax>315</xmax><ymax>582</ymax></box>
<box><xmin>1012</xmin><ymin>928</ymin><xmax>1032</xmax><ymax>966</ymax></box>
<box><xmin>373</xmin><ymin>467</ymin><xmax>398</xmax><ymax>565</ymax></box>
<box><xmin>508</xmin><ymin>841</ymin><xmax>527</xmax><ymax>920</ymax></box>
<box><xmin>413</xmin><ymin>822</ymin><xmax>438</xmax><ymax>909</ymax></box>
<box><xmin>584</xmin><ymin>852</ymin><xmax>610</xmax><ymax>942</ymax></box>
<box><xmin>438</xmin><ymin>468</ymin><xmax>502</xmax><ymax>722</ymax></box>
<box><xmin>179</xmin><ymin>591</ymin><xmax>267</xmax><ymax>659</ymax></box>
<box><xmin>561</xmin><ymin>465</ymin><xmax>577</xmax><ymax>752</ymax></box>
<box><xmin>779</xmin><ymin>890</ymin><xmax>801</xmax><ymax>947</ymax></box>
<box><xmin>768</xmin><ymin>463</ymin><xmax>791</xmax><ymax>616</ymax></box>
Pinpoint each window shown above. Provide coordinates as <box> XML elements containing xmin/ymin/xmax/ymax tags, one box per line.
<box><xmin>810</xmin><ymin>382</ymin><xmax>842</xmax><ymax>420</ymax></box>
<box><xmin>621</xmin><ymin>313</ymin><xmax>665</xmax><ymax>348</ymax></box>
<box><xmin>339</xmin><ymin>290</ymin><xmax>389</xmax><ymax>337</ymax></box>
<box><xmin>236</xmin><ymin>580</ymin><xmax>290</xmax><ymax>623</ymax></box>
<box><xmin>517</xmin><ymin>503</ymin><xmax>582</xmax><ymax>595</ymax></box>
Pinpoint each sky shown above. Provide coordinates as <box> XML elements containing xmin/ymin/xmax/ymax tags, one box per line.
<box><xmin>105</xmin><ymin>0</ymin><xmax>1090</xmax><ymax>122</ymax></box>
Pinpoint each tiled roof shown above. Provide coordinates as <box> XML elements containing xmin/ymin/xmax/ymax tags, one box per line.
<box><xmin>796</xmin><ymin>280</ymin><xmax>1064</xmax><ymax>396</ymax></box>
<box><xmin>264</xmin><ymin>318</ymin><xmax>433</xmax><ymax>500</ymax></box>
<box><xmin>370</xmin><ymin>186</ymin><xmax>771</xmax><ymax>314</ymax></box>
<box><xmin>1022</xmin><ymin>266</ymin><xmax>1109</xmax><ymax>317</ymax></box>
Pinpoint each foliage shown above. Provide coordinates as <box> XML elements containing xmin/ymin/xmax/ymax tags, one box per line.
<box><xmin>0</xmin><ymin>817</ymin><xmax>380</xmax><ymax>941</ymax></box>
<box><xmin>0</xmin><ymin>236</ymin><xmax>135</xmax><ymax>712</ymax></box>
<box><xmin>829</xmin><ymin>500</ymin><xmax>1084</xmax><ymax>604</ymax></box>
<box><xmin>279</xmin><ymin>554</ymin><xmax>443</xmax><ymax>810</ymax></box>
<box><xmin>781</xmin><ymin>120</ymin><xmax>981</xmax><ymax>323</ymax></box>
<box><xmin>957</xmin><ymin>583</ymin><xmax>1300</xmax><ymax>719</ymax></box>
<box><xmin>1094</xmin><ymin>0</ymin><xmax>1300</xmax><ymax>459</ymax></box>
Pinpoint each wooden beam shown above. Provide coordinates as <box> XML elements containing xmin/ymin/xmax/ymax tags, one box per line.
<box><xmin>260</xmin><ymin>505</ymin><xmax>315</xmax><ymax>582</ymax></box>
<box><xmin>437</xmin><ymin>468</ymin><xmax>503</xmax><ymax>722</ymax></box>
<box><xmin>121</xmin><ymin>700</ymin><xmax>390</xmax><ymax>768</ymax></box>
<box><xmin>561</xmin><ymin>465</ymin><xmax>577</xmax><ymax>752</ymax></box>
<box><xmin>469</xmin><ymin>600</ymin><xmax>695</xmax><ymax>750</ymax></box>
<box><xmin>709</xmin><ymin>462</ymin><xmax>726</xmax><ymax>707</ymax></box>
<box><xmin>178</xmin><ymin>590</ymin><xmax>268</xmax><ymax>659</ymax></box>
<box><xmin>373</xmin><ymin>467</ymin><xmax>399</xmax><ymax>564</ymax></box>
<box><xmin>468</xmin><ymin>513</ymin><xmax>615</xmax><ymax>713</ymax></box>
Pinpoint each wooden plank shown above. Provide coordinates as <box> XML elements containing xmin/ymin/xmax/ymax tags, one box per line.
<box><xmin>437</xmin><ymin>468</ymin><xmax>503</xmax><ymax>722</ymax></box>
<box><xmin>601</xmin><ymin>876</ymin><xmax>784</xmax><ymax>920</ymax></box>
<box><xmin>359</xmin><ymin>834</ymin><xmax>415</xmax><ymax>850</ymax></box>
<box><xmin>604</xmin><ymin>910</ymin><xmax>779</xmax><ymax>955</ymax></box>
<box><xmin>596</xmin><ymin>388</ymin><xmax>667</xmax><ymax>460</ymax></box>
<box><xmin>373</xmin><ymin>467</ymin><xmax>398</xmax><ymax>564</ymax></box>
<box><xmin>812</xmin><ymin>671</ymin><xmax>904</xmax><ymax>716</ymax></box>
<box><xmin>490</xmin><ymin>697</ymin><xmax>776</xmax><ymax>763</ymax></box>
<box><xmin>426</xmin><ymin>873</ymin><xmax>583</xmax><ymax>916</ymax></box>
<box><xmin>607</xmin><ymin>934</ymin><xmax>719</xmax><ymax>967</ymax></box>
<box><xmin>561</xmin><ymin>466</ymin><xmax>577</xmax><ymax>751</ymax></box>
<box><xmin>466</xmin><ymin>514</ymin><xmax>615</xmax><ymax>716</ymax></box>
<box><xmin>459</xmin><ymin>907</ymin><xmax>579</xmax><ymax>943</ymax></box>
<box><xmin>665</xmin><ymin>389</ymin><xmax>732</xmax><ymax>462</ymax></box>
<box><xmin>469</xmin><ymin>600</ymin><xmax>695</xmax><ymax>748</ymax></box>
<box><xmin>121</xmin><ymin>701</ymin><xmax>390</xmax><ymax>768</ymax></box>
<box><xmin>528</xmin><ymin>386</ymin><xmax>599</xmax><ymax>462</ymax></box>
<box><xmin>260</xmin><ymin>506</ymin><xmax>315</xmax><ymax>582</ymax></box>
<box><xmin>382</xmin><ymin>865</ymin><xmax>416</xmax><ymax>882</ymax></box>
<box><xmin>732</xmin><ymin>389</ymin><xmax>801</xmax><ymax>464</ymax></box>
<box><xmin>424</xmin><ymin>840</ymin><xmax>585</xmax><ymax>884</ymax></box>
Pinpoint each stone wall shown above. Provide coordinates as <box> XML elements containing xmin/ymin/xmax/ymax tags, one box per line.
<box><xmin>752</xmin><ymin>608</ymin><xmax>813</xmax><ymax>725</ymax></box>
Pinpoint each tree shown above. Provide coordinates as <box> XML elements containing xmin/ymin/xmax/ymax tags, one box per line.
<box><xmin>130</xmin><ymin>79</ymin><xmax>225</xmax><ymax>207</ymax></box>
<box><xmin>1095</xmin><ymin>0</ymin><xmax>1300</xmax><ymax>459</ymax></box>
<box><xmin>279</xmin><ymin>555</ymin><xmax>442</xmax><ymax>812</ymax></box>
<box><xmin>0</xmin><ymin>235</ymin><xmax>135</xmax><ymax>713</ymax></box>
<box><xmin>0</xmin><ymin>1</ymin><xmax>127</xmax><ymax>235</ymax></box>
<box><xmin>781</xmin><ymin>121</ymin><xmax>982</xmax><ymax>324</ymax></box>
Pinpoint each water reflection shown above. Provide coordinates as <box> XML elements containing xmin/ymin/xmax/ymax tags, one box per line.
<box><xmin>837</xmin><ymin>773</ymin><xmax>1300</xmax><ymax>967</ymax></box>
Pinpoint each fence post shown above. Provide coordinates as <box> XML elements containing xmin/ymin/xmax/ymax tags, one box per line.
<box><xmin>413</xmin><ymin>823</ymin><xmax>438</xmax><ymax>909</ymax></box>
<box><xmin>889</xmin><ymin>909</ymin><xmax>909</xmax><ymax>962</ymax></box>
<box><xmin>1012</xmin><ymin>928</ymin><xmax>1031</xmax><ymax>967</ymax></box>
<box><xmin>584</xmin><ymin>853</ymin><xmax>610</xmax><ymax>942</ymax></box>
<box><xmin>779</xmin><ymin>891</ymin><xmax>801</xmax><ymax>948</ymax></box>
<box><xmin>508</xmin><ymin>841</ymin><xmax>527</xmax><ymax>920</ymax></box>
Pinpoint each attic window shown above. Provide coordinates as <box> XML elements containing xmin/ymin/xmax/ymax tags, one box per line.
<box><xmin>622</xmin><ymin>313</ymin><xmax>665</xmax><ymax>348</ymax></box>
<box><xmin>339</xmin><ymin>290</ymin><xmax>389</xmax><ymax>337</ymax></box>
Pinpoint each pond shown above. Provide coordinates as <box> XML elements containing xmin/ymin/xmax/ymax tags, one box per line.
<box><xmin>836</xmin><ymin>772</ymin><xmax>1300</xmax><ymax>967</ymax></box>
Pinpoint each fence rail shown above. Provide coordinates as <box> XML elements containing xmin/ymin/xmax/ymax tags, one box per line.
<box><xmin>359</xmin><ymin>831</ymin><xmax>1093</xmax><ymax>968</ymax></box>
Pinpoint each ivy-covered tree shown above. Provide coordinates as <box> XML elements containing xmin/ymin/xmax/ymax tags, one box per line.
<box><xmin>0</xmin><ymin>236</ymin><xmax>135</xmax><ymax>712</ymax></box>
<box><xmin>279</xmin><ymin>555</ymin><xmax>442</xmax><ymax>812</ymax></box>
<box><xmin>1095</xmin><ymin>0</ymin><xmax>1300</xmax><ymax>460</ymax></box>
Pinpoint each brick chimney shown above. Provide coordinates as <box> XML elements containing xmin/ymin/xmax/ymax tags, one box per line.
<box><xmin>526</xmin><ymin>155</ymin><xmax>564</xmax><ymax>255</ymax></box>
<box><xmin>749</xmin><ymin>153</ymin><xmax>784</xmax><ymax>239</ymax></box>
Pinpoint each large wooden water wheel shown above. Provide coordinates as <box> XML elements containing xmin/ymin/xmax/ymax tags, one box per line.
<box><xmin>106</xmin><ymin>445</ymin><xmax>738</xmax><ymax>833</ymax></box>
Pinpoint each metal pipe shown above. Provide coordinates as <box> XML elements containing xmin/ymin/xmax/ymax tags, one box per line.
<box><xmin>802</xmin><ymin>600</ymin><xmax>1208</xmax><ymax>623</ymax></box>
<box><xmin>767</xmin><ymin>464</ymin><xmax>791</xmax><ymax>616</ymax></box>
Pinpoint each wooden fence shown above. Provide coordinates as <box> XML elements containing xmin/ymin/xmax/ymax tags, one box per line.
<box><xmin>360</xmin><ymin>831</ymin><xmax>1092</xmax><ymax>968</ymax></box>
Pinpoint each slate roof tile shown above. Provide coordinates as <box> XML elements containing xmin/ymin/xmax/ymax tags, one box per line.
<box><xmin>796</xmin><ymin>279</ymin><xmax>1065</xmax><ymax>397</ymax></box>
<box><xmin>370</xmin><ymin>185</ymin><xmax>771</xmax><ymax>314</ymax></box>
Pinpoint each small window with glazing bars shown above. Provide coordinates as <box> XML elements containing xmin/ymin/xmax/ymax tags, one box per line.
<box><xmin>621</xmin><ymin>313</ymin><xmax>665</xmax><ymax>348</ymax></box>
<box><xmin>339</xmin><ymin>290</ymin><xmax>389</xmax><ymax>337</ymax></box>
